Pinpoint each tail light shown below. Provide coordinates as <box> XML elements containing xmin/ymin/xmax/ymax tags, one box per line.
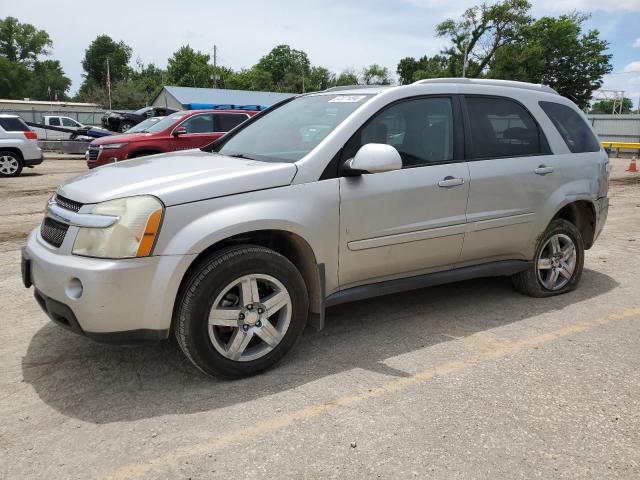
<box><xmin>24</xmin><ymin>131</ymin><xmax>37</xmax><ymax>140</ymax></box>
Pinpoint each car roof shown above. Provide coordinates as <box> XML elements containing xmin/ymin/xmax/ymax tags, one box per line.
<box><xmin>314</xmin><ymin>78</ymin><xmax>558</xmax><ymax>97</ymax></box>
<box><xmin>182</xmin><ymin>109</ymin><xmax>259</xmax><ymax>115</ymax></box>
<box><xmin>0</xmin><ymin>114</ymin><xmax>19</xmax><ymax>118</ymax></box>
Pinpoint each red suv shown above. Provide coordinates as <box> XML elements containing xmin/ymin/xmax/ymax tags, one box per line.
<box><xmin>86</xmin><ymin>109</ymin><xmax>257</xmax><ymax>168</ymax></box>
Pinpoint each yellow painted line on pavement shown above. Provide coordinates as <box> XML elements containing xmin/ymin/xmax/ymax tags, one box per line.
<box><xmin>101</xmin><ymin>306</ymin><xmax>640</xmax><ymax>480</ymax></box>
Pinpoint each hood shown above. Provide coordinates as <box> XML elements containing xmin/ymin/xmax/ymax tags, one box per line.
<box><xmin>91</xmin><ymin>131</ymin><xmax>158</xmax><ymax>145</ymax></box>
<box><xmin>58</xmin><ymin>150</ymin><xmax>298</xmax><ymax>206</ymax></box>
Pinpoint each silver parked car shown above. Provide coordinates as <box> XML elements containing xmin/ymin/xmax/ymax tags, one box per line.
<box><xmin>0</xmin><ymin>114</ymin><xmax>43</xmax><ymax>177</ymax></box>
<box><xmin>22</xmin><ymin>79</ymin><xmax>610</xmax><ymax>377</ymax></box>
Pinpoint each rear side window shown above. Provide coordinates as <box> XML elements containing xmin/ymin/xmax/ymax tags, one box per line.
<box><xmin>49</xmin><ymin>117</ymin><xmax>61</xmax><ymax>126</ymax></box>
<box><xmin>216</xmin><ymin>113</ymin><xmax>248</xmax><ymax>132</ymax></box>
<box><xmin>465</xmin><ymin>97</ymin><xmax>543</xmax><ymax>158</ymax></box>
<box><xmin>0</xmin><ymin>117</ymin><xmax>29</xmax><ymax>132</ymax></box>
<box><xmin>539</xmin><ymin>101</ymin><xmax>600</xmax><ymax>153</ymax></box>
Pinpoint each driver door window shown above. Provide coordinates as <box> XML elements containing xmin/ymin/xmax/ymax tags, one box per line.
<box><xmin>179</xmin><ymin>114</ymin><xmax>215</xmax><ymax>134</ymax></box>
<box><xmin>356</xmin><ymin>98</ymin><xmax>454</xmax><ymax>168</ymax></box>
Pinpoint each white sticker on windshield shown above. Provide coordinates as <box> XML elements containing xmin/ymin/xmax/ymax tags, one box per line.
<box><xmin>328</xmin><ymin>95</ymin><xmax>367</xmax><ymax>103</ymax></box>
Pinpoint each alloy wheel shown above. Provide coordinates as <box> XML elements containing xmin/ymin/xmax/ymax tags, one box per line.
<box><xmin>208</xmin><ymin>274</ymin><xmax>292</xmax><ymax>362</ymax></box>
<box><xmin>0</xmin><ymin>155</ymin><xmax>19</xmax><ymax>175</ymax></box>
<box><xmin>536</xmin><ymin>233</ymin><xmax>577</xmax><ymax>291</ymax></box>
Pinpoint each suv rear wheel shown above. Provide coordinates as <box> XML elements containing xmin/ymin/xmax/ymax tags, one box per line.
<box><xmin>174</xmin><ymin>245</ymin><xmax>309</xmax><ymax>378</ymax></box>
<box><xmin>512</xmin><ymin>219</ymin><xmax>584</xmax><ymax>297</ymax></box>
<box><xmin>0</xmin><ymin>151</ymin><xmax>23</xmax><ymax>177</ymax></box>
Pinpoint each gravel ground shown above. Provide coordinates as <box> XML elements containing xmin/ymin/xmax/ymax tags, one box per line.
<box><xmin>0</xmin><ymin>155</ymin><xmax>639</xmax><ymax>479</ymax></box>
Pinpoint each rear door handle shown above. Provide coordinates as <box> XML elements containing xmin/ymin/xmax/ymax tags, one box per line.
<box><xmin>438</xmin><ymin>176</ymin><xmax>465</xmax><ymax>188</ymax></box>
<box><xmin>534</xmin><ymin>165</ymin><xmax>554</xmax><ymax>175</ymax></box>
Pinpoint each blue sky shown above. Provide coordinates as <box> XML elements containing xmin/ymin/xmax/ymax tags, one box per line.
<box><xmin>4</xmin><ymin>0</ymin><xmax>640</xmax><ymax>103</ymax></box>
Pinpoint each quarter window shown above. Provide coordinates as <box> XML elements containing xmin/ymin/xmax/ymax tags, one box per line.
<box><xmin>216</xmin><ymin>113</ymin><xmax>247</xmax><ymax>132</ymax></box>
<box><xmin>465</xmin><ymin>97</ymin><xmax>542</xmax><ymax>158</ymax></box>
<box><xmin>539</xmin><ymin>101</ymin><xmax>600</xmax><ymax>153</ymax></box>
<box><xmin>179</xmin><ymin>114</ymin><xmax>214</xmax><ymax>134</ymax></box>
<box><xmin>48</xmin><ymin>117</ymin><xmax>61</xmax><ymax>126</ymax></box>
<box><xmin>356</xmin><ymin>98</ymin><xmax>454</xmax><ymax>168</ymax></box>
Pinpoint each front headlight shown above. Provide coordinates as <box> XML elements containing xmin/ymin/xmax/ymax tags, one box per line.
<box><xmin>72</xmin><ymin>195</ymin><xmax>164</xmax><ymax>259</ymax></box>
<box><xmin>101</xmin><ymin>142</ymin><xmax>128</xmax><ymax>149</ymax></box>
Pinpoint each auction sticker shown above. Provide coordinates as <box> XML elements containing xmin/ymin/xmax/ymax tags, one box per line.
<box><xmin>328</xmin><ymin>95</ymin><xmax>367</xmax><ymax>103</ymax></box>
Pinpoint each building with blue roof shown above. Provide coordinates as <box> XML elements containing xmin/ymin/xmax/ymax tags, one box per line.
<box><xmin>151</xmin><ymin>86</ymin><xmax>295</xmax><ymax>111</ymax></box>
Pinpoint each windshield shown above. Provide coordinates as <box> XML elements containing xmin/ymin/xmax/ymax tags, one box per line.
<box><xmin>126</xmin><ymin>117</ymin><xmax>164</xmax><ymax>133</ymax></box>
<box><xmin>215</xmin><ymin>94</ymin><xmax>374</xmax><ymax>162</ymax></box>
<box><xmin>133</xmin><ymin>106</ymin><xmax>153</xmax><ymax>116</ymax></box>
<box><xmin>141</xmin><ymin>113</ymin><xmax>187</xmax><ymax>133</ymax></box>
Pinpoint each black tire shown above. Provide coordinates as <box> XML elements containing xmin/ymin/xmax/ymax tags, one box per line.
<box><xmin>174</xmin><ymin>245</ymin><xmax>309</xmax><ymax>378</ymax></box>
<box><xmin>0</xmin><ymin>150</ymin><xmax>24</xmax><ymax>177</ymax></box>
<box><xmin>512</xmin><ymin>218</ymin><xmax>584</xmax><ymax>297</ymax></box>
<box><xmin>118</xmin><ymin>121</ymin><xmax>134</xmax><ymax>133</ymax></box>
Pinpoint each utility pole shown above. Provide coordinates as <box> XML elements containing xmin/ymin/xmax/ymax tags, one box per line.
<box><xmin>213</xmin><ymin>45</ymin><xmax>218</xmax><ymax>88</ymax></box>
<box><xmin>106</xmin><ymin>58</ymin><xmax>112</xmax><ymax>110</ymax></box>
<box><xmin>462</xmin><ymin>42</ymin><xmax>469</xmax><ymax>78</ymax></box>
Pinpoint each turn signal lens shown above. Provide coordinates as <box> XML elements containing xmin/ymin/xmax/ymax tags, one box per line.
<box><xmin>136</xmin><ymin>208</ymin><xmax>163</xmax><ymax>257</ymax></box>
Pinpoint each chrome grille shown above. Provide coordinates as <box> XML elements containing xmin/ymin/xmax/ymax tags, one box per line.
<box><xmin>40</xmin><ymin>218</ymin><xmax>69</xmax><ymax>248</ymax></box>
<box><xmin>87</xmin><ymin>146</ymin><xmax>100</xmax><ymax>161</ymax></box>
<box><xmin>55</xmin><ymin>195</ymin><xmax>83</xmax><ymax>213</ymax></box>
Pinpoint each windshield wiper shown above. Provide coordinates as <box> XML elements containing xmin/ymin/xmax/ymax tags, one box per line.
<box><xmin>227</xmin><ymin>153</ymin><xmax>255</xmax><ymax>160</ymax></box>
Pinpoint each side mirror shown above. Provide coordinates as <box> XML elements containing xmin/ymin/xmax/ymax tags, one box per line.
<box><xmin>172</xmin><ymin>126</ymin><xmax>187</xmax><ymax>136</ymax></box>
<box><xmin>344</xmin><ymin>143</ymin><xmax>402</xmax><ymax>175</ymax></box>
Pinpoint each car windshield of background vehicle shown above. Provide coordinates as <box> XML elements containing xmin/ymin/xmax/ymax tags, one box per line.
<box><xmin>215</xmin><ymin>94</ymin><xmax>375</xmax><ymax>163</ymax></box>
<box><xmin>133</xmin><ymin>107</ymin><xmax>152</xmax><ymax>116</ymax></box>
<box><xmin>126</xmin><ymin>117</ymin><xmax>164</xmax><ymax>133</ymax></box>
<box><xmin>141</xmin><ymin>113</ymin><xmax>188</xmax><ymax>133</ymax></box>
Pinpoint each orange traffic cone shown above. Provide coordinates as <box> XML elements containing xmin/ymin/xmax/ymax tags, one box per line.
<box><xmin>627</xmin><ymin>156</ymin><xmax>638</xmax><ymax>173</ymax></box>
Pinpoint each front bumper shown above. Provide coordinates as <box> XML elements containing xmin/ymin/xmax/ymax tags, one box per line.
<box><xmin>23</xmin><ymin>229</ymin><xmax>196</xmax><ymax>343</ymax></box>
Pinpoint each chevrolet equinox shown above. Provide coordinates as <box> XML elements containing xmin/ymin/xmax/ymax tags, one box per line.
<box><xmin>22</xmin><ymin>79</ymin><xmax>610</xmax><ymax>378</ymax></box>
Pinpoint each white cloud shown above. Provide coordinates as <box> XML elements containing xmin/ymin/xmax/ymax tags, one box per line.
<box><xmin>622</xmin><ymin>61</ymin><xmax>640</xmax><ymax>72</ymax></box>
<box><xmin>533</xmin><ymin>0</ymin><xmax>640</xmax><ymax>12</ymax></box>
<box><xmin>634</xmin><ymin>38</ymin><xmax>640</xmax><ymax>48</ymax></box>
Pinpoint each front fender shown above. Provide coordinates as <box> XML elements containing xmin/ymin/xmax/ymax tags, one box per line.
<box><xmin>154</xmin><ymin>181</ymin><xmax>341</xmax><ymax>293</ymax></box>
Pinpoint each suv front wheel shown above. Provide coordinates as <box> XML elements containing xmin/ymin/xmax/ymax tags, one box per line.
<box><xmin>174</xmin><ymin>245</ymin><xmax>309</xmax><ymax>378</ymax></box>
<box><xmin>512</xmin><ymin>219</ymin><xmax>584</xmax><ymax>297</ymax></box>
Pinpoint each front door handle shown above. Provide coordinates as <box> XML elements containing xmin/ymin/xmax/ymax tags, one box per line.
<box><xmin>438</xmin><ymin>176</ymin><xmax>465</xmax><ymax>188</ymax></box>
<box><xmin>534</xmin><ymin>165</ymin><xmax>554</xmax><ymax>176</ymax></box>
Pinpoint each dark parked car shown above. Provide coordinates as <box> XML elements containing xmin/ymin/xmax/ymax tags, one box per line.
<box><xmin>102</xmin><ymin>106</ymin><xmax>178</xmax><ymax>133</ymax></box>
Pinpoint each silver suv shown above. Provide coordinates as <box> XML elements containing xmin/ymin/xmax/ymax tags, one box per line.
<box><xmin>0</xmin><ymin>114</ymin><xmax>43</xmax><ymax>177</ymax></box>
<box><xmin>22</xmin><ymin>79</ymin><xmax>610</xmax><ymax>377</ymax></box>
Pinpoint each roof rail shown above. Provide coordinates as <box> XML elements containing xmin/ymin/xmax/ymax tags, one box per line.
<box><xmin>322</xmin><ymin>85</ymin><xmax>391</xmax><ymax>92</ymax></box>
<box><xmin>413</xmin><ymin>77</ymin><xmax>558</xmax><ymax>95</ymax></box>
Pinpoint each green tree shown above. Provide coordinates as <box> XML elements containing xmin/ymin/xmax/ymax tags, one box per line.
<box><xmin>0</xmin><ymin>16</ymin><xmax>51</xmax><ymax>65</ymax></box>
<box><xmin>336</xmin><ymin>69</ymin><xmax>359</xmax><ymax>86</ymax></box>
<box><xmin>28</xmin><ymin>59</ymin><xmax>71</xmax><ymax>100</ymax></box>
<box><xmin>166</xmin><ymin>45</ymin><xmax>213</xmax><ymax>87</ymax></box>
<box><xmin>490</xmin><ymin>14</ymin><xmax>612</xmax><ymax>109</ymax></box>
<box><xmin>436</xmin><ymin>0</ymin><xmax>531</xmax><ymax>77</ymax></box>
<box><xmin>81</xmin><ymin>35</ymin><xmax>132</xmax><ymax>87</ymax></box>
<box><xmin>361</xmin><ymin>64</ymin><xmax>392</xmax><ymax>85</ymax></box>
<box><xmin>256</xmin><ymin>45</ymin><xmax>310</xmax><ymax>92</ymax></box>
<box><xmin>306</xmin><ymin>66</ymin><xmax>336</xmax><ymax>92</ymax></box>
<box><xmin>397</xmin><ymin>55</ymin><xmax>450</xmax><ymax>84</ymax></box>
<box><xmin>0</xmin><ymin>56</ymin><xmax>30</xmax><ymax>98</ymax></box>
<box><xmin>589</xmin><ymin>98</ymin><xmax>633</xmax><ymax>114</ymax></box>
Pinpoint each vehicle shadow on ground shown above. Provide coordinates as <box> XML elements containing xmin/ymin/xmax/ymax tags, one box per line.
<box><xmin>22</xmin><ymin>268</ymin><xmax>618</xmax><ymax>424</ymax></box>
